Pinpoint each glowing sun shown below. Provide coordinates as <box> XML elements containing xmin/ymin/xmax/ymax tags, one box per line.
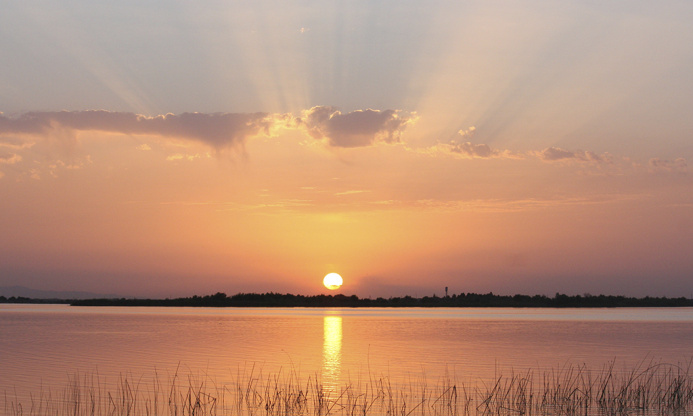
<box><xmin>323</xmin><ymin>273</ymin><xmax>343</xmax><ymax>290</ymax></box>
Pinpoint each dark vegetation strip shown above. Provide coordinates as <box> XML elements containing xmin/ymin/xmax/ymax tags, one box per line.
<box><xmin>2</xmin><ymin>291</ymin><xmax>688</xmax><ymax>307</ymax></box>
<box><xmin>4</xmin><ymin>360</ymin><xmax>693</xmax><ymax>416</ymax></box>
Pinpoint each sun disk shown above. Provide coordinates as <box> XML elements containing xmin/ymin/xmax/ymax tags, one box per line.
<box><xmin>323</xmin><ymin>273</ymin><xmax>343</xmax><ymax>290</ymax></box>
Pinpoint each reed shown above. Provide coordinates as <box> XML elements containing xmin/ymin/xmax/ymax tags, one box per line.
<box><xmin>3</xmin><ymin>360</ymin><xmax>692</xmax><ymax>416</ymax></box>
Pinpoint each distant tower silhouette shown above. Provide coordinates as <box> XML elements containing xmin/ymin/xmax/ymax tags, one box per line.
<box><xmin>445</xmin><ymin>287</ymin><xmax>448</xmax><ymax>298</ymax></box>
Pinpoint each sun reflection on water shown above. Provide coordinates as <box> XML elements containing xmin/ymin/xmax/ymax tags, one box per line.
<box><xmin>321</xmin><ymin>314</ymin><xmax>342</xmax><ymax>391</ymax></box>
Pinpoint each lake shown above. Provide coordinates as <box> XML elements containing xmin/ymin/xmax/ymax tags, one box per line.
<box><xmin>1</xmin><ymin>304</ymin><xmax>692</xmax><ymax>414</ymax></box>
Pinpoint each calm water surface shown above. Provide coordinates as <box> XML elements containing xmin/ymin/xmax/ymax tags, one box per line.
<box><xmin>1</xmin><ymin>305</ymin><xmax>692</xmax><ymax>399</ymax></box>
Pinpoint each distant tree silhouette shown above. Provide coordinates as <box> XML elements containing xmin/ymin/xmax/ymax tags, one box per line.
<box><xmin>1</xmin><ymin>290</ymin><xmax>689</xmax><ymax>308</ymax></box>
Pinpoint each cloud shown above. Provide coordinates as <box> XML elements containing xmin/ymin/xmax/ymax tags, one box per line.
<box><xmin>166</xmin><ymin>153</ymin><xmax>210</xmax><ymax>162</ymax></box>
<box><xmin>298</xmin><ymin>106</ymin><xmax>416</xmax><ymax>147</ymax></box>
<box><xmin>48</xmin><ymin>160</ymin><xmax>85</xmax><ymax>171</ymax></box>
<box><xmin>334</xmin><ymin>190</ymin><xmax>370</xmax><ymax>196</ymax></box>
<box><xmin>0</xmin><ymin>108</ymin><xmax>414</xmax><ymax>150</ymax></box>
<box><xmin>0</xmin><ymin>152</ymin><xmax>22</xmax><ymax>164</ymax></box>
<box><xmin>0</xmin><ymin>111</ymin><xmax>291</xmax><ymax>149</ymax></box>
<box><xmin>421</xmin><ymin>127</ymin><xmax>518</xmax><ymax>159</ymax></box>
<box><xmin>448</xmin><ymin>126</ymin><xmax>500</xmax><ymax>158</ymax></box>
<box><xmin>0</xmin><ymin>136</ymin><xmax>34</xmax><ymax>149</ymax></box>
<box><xmin>537</xmin><ymin>147</ymin><xmax>612</xmax><ymax>163</ymax></box>
<box><xmin>457</xmin><ymin>126</ymin><xmax>476</xmax><ymax>138</ymax></box>
<box><xmin>448</xmin><ymin>141</ymin><xmax>498</xmax><ymax>158</ymax></box>
<box><xmin>425</xmin><ymin>141</ymin><xmax>517</xmax><ymax>159</ymax></box>
<box><xmin>648</xmin><ymin>157</ymin><xmax>687</xmax><ymax>174</ymax></box>
<box><xmin>367</xmin><ymin>194</ymin><xmax>646</xmax><ymax>213</ymax></box>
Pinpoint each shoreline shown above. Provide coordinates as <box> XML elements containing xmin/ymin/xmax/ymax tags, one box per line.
<box><xmin>2</xmin><ymin>291</ymin><xmax>693</xmax><ymax>308</ymax></box>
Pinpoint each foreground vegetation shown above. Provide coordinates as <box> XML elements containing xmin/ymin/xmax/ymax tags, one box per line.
<box><xmin>64</xmin><ymin>292</ymin><xmax>693</xmax><ymax>308</ymax></box>
<box><xmin>4</xmin><ymin>361</ymin><xmax>693</xmax><ymax>416</ymax></box>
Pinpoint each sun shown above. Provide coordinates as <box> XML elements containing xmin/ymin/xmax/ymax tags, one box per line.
<box><xmin>323</xmin><ymin>273</ymin><xmax>343</xmax><ymax>290</ymax></box>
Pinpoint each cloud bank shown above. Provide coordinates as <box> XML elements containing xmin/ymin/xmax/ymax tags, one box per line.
<box><xmin>423</xmin><ymin>138</ymin><xmax>687</xmax><ymax>177</ymax></box>
<box><xmin>1</xmin><ymin>111</ymin><xmax>686</xmax><ymax>179</ymax></box>
<box><xmin>0</xmin><ymin>111</ymin><xmax>288</xmax><ymax>149</ymax></box>
<box><xmin>0</xmin><ymin>107</ymin><xmax>416</xmax><ymax>150</ymax></box>
<box><xmin>426</xmin><ymin>128</ymin><xmax>619</xmax><ymax>165</ymax></box>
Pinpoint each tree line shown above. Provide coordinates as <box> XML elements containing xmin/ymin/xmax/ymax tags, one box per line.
<box><xmin>48</xmin><ymin>291</ymin><xmax>693</xmax><ymax>307</ymax></box>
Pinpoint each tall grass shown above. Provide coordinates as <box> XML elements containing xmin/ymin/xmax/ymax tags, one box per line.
<box><xmin>4</xmin><ymin>361</ymin><xmax>692</xmax><ymax>416</ymax></box>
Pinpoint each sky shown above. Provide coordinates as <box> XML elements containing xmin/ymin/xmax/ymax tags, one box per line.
<box><xmin>1</xmin><ymin>0</ymin><xmax>692</xmax><ymax>298</ymax></box>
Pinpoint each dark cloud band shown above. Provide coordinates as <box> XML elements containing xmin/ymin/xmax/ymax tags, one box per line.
<box><xmin>298</xmin><ymin>107</ymin><xmax>416</xmax><ymax>148</ymax></box>
<box><xmin>0</xmin><ymin>107</ymin><xmax>415</xmax><ymax>149</ymax></box>
<box><xmin>0</xmin><ymin>111</ymin><xmax>281</xmax><ymax>148</ymax></box>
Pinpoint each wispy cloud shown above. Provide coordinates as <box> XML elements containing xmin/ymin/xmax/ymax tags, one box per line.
<box><xmin>648</xmin><ymin>157</ymin><xmax>687</xmax><ymax>174</ymax></box>
<box><xmin>534</xmin><ymin>147</ymin><xmax>688</xmax><ymax>176</ymax></box>
<box><xmin>0</xmin><ymin>152</ymin><xmax>22</xmax><ymax>164</ymax></box>
<box><xmin>417</xmin><ymin>137</ymin><xmax>689</xmax><ymax>180</ymax></box>
<box><xmin>0</xmin><ymin>136</ymin><xmax>34</xmax><ymax>149</ymax></box>
<box><xmin>420</xmin><ymin>141</ymin><xmax>519</xmax><ymax>159</ymax></box>
<box><xmin>334</xmin><ymin>190</ymin><xmax>370</xmax><ymax>196</ymax></box>
<box><xmin>422</xmin><ymin>127</ymin><xmax>619</xmax><ymax>164</ymax></box>
<box><xmin>421</xmin><ymin>126</ymin><xmax>620</xmax><ymax>166</ymax></box>
<box><xmin>449</xmin><ymin>142</ymin><xmax>505</xmax><ymax>158</ymax></box>
<box><xmin>536</xmin><ymin>147</ymin><xmax>613</xmax><ymax>164</ymax></box>
<box><xmin>166</xmin><ymin>153</ymin><xmax>210</xmax><ymax>162</ymax></box>
<box><xmin>419</xmin><ymin>126</ymin><xmax>519</xmax><ymax>159</ymax></box>
<box><xmin>366</xmin><ymin>194</ymin><xmax>648</xmax><ymax>213</ymax></box>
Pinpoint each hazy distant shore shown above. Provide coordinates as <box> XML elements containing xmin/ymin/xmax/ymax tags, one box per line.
<box><xmin>2</xmin><ymin>291</ymin><xmax>692</xmax><ymax>308</ymax></box>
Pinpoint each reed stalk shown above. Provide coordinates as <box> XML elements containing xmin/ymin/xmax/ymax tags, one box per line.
<box><xmin>3</xmin><ymin>360</ymin><xmax>692</xmax><ymax>416</ymax></box>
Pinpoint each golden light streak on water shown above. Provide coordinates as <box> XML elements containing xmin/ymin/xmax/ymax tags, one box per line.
<box><xmin>321</xmin><ymin>314</ymin><xmax>342</xmax><ymax>391</ymax></box>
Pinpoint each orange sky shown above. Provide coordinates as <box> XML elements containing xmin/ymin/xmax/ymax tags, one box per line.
<box><xmin>1</xmin><ymin>1</ymin><xmax>692</xmax><ymax>297</ymax></box>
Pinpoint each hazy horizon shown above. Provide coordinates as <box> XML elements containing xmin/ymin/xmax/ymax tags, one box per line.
<box><xmin>1</xmin><ymin>0</ymin><xmax>692</xmax><ymax>299</ymax></box>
